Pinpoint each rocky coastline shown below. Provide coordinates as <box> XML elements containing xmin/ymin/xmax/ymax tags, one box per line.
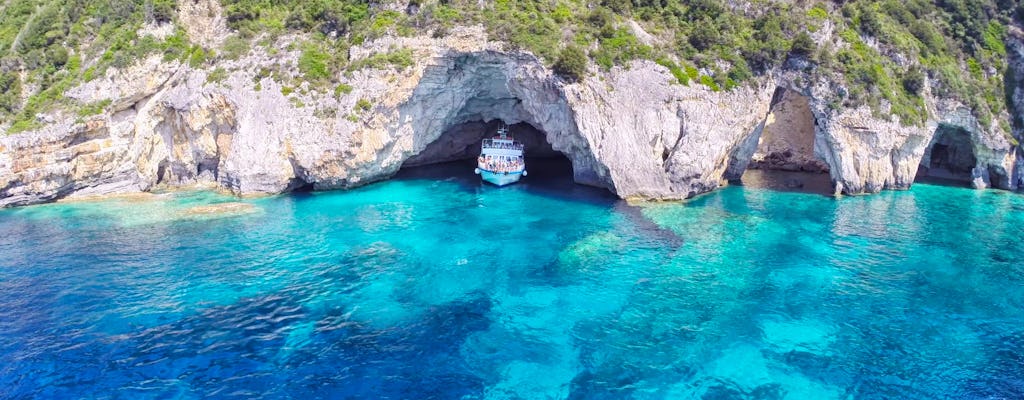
<box><xmin>1</xmin><ymin>20</ymin><xmax>1022</xmax><ymax>208</ymax></box>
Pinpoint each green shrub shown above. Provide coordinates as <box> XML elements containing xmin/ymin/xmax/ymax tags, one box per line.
<box><xmin>188</xmin><ymin>46</ymin><xmax>210</xmax><ymax>67</ymax></box>
<box><xmin>790</xmin><ymin>32</ymin><xmax>816</xmax><ymax>56</ymax></box>
<box><xmin>967</xmin><ymin>58</ymin><xmax>983</xmax><ymax>80</ymax></box>
<box><xmin>553</xmin><ymin>45</ymin><xmax>588</xmax><ymax>81</ymax></box>
<box><xmin>221</xmin><ymin>36</ymin><xmax>250</xmax><ymax>60</ymax></box>
<box><xmin>347</xmin><ymin>48</ymin><xmax>414</xmax><ymax>71</ymax></box>
<box><xmin>354</xmin><ymin>98</ymin><xmax>372</xmax><ymax>112</ymax></box>
<box><xmin>163</xmin><ymin>30</ymin><xmax>191</xmax><ymax>61</ymax></box>
<box><xmin>656</xmin><ymin>58</ymin><xmax>688</xmax><ymax>85</ymax></box>
<box><xmin>699</xmin><ymin>75</ymin><xmax>720</xmax><ymax>91</ymax></box>
<box><xmin>592</xmin><ymin>29</ymin><xmax>652</xmax><ymax>69</ymax></box>
<box><xmin>552</xmin><ymin>5</ymin><xmax>572</xmax><ymax>23</ymax></box>
<box><xmin>298</xmin><ymin>44</ymin><xmax>331</xmax><ymax>82</ymax></box>
<box><xmin>46</xmin><ymin>47</ymin><xmax>69</xmax><ymax>68</ymax></box>
<box><xmin>910</xmin><ymin>21</ymin><xmax>945</xmax><ymax>56</ymax></box>
<box><xmin>370</xmin><ymin>10</ymin><xmax>402</xmax><ymax>36</ymax></box>
<box><xmin>858</xmin><ymin>7</ymin><xmax>884</xmax><ymax>37</ymax></box>
<box><xmin>601</xmin><ymin>0</ymin><xmax>631</xmax><ymax>14</ymax></box>
<box><xmin>206</xmin><ymin>67</ymin><xmax>229</xmax><ymax>84</ymax></box>
<box><xmin>0</xmin><ymin>72</ymin><xmax>22</xmax><ymax>114</ymax></box>
<box><xmin>902</xmin><ymin>66</ymin><xmax>925</xmax><ymax>95</ymax></box>
<box><xmin>77</xmin><ymin>99</ymin><xmax>112</xmax><ymax>117</ymax></box>
<box><xmin>334</xmin><ymin>83</ymin><xmax>353</xmax><ymax>97</ymax></box>
<box><xmin>8</xmin><ymin>118</ymin><xmax>41</xmax><ymax>134</ymax></box>
<box><xmin>724</xmin><ymin>78</ymin><xmax>737</xmax><ymax>91</ymax></box>
<box><xmin>82</xmin><ymin>67</ymin><xmax>97</xmax><ymax>82</ymax></box>
<box><xmin>150</xmin><ymin>0</ymin><xmax>177</xmax><ymax>23</ymax></box>
<box><xmin>685</xmin><ymin>66</ymin><xmax>699</xmax><ymax>81</ymax></box>
<box><xmin>982</xmin><ymin>21</ymin><xmax>1007</xmax><ymax>56</ymax></box>
<box><xmin>807</xmin><ymin>5</ymin><xmax>828</xmax><ymax>21</ymax></box>
<box><xmin>728</xmin><ymin>61</ymin><xmax>752</xmax><ymax>84</ymax></box>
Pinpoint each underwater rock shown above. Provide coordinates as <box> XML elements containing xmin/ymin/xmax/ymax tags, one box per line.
<box><xmin>182</xmin><ymin>202</ymin><xmax>257</xmax><ymax>216</ymax></box>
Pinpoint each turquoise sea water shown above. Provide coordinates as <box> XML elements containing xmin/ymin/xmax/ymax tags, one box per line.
<box><xmin>1</xmin><ymin>164</ymin><xmax>1023</xmax><ymax>399</ymax></box>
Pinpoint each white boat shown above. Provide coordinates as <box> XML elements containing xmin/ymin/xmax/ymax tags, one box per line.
<box><xmin>474</xmin><ymin>126</ymin><xmax>527</xmax><ymax>186</ymax></box>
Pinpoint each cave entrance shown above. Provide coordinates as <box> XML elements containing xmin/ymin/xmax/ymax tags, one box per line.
<box><xmin>915</xmin><ymin>124</ymin><xmax>977</xmax><ymax>185</ymax></box>
<box><xmin>749</xmin><ymin>90</ymin><xmax>829</xmax><ymax>174</ymax></box>
<box><xmin>397</xmin><ymin>120</ymin><xmax>577</xmax><ymax>186</ymax></box>
<box><xmin>735</xmin><ymin>89</ymin><xmax>833</xmax><ymax>195</ymax></box>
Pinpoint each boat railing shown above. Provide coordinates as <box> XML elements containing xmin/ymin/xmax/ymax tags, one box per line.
<box><xmin>481</xmin><ymin>141</ymin><xmax>524</xmax><ymax>151</ymax></box>
<box><xmin>477</xmin><ymin>157</ymin><xmax>525</xmax><ymax>173</ymax></box>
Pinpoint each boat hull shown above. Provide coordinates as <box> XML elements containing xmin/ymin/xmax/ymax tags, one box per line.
<box><xmin>478</xmin><ymin>169</ymin><xmax>524</xmax><ymax>186</ymax></box>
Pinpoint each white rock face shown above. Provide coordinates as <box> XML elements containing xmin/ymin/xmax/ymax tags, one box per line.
<box><xmin>812</xmin><ymin>104</ymin><xmax>930</xmax><ymax>194</ymax></box>
<box><xmin>569</xmin><ymin>63</ymin><xmax>773</xmax><ymax>198</ymax></box>
<box><xmin>1006</xmin><ymin>27</ymin><xmax>1024</xmax><ymax>189</ymax></box>
<box><xmin>1</xmin><ymin>27</ymin><xmax>1022</xmax><ymax>207</ymax></box>
<box><xmin>177</xmin><ymin>0</ymin><xmax>230</xmax><ymax>48</ymax></box>
<box><xmin>728</xmin><ymin>71</ymin><xmax>1021</xmax><ymax>196</ymax></box>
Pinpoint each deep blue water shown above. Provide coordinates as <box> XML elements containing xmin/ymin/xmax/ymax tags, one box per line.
<box><xmin>1</xmin><ymin>164</ymin><xmax>1023</xmax><ymax>399</ymax></box>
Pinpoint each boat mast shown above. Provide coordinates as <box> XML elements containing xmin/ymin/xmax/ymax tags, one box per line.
<box><xmin>498</xmin><ymin>123</ymin><xmax>509</xmax><ymax>139</ymax></box>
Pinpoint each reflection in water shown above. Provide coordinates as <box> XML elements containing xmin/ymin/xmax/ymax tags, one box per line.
<box><xmin>738</xmin><ymin>169</ymin><xmax>834</xmax><ymax>196</ymax></box>
<box><xmin>394</xmin><ymin>157</ymin><xmax>619</xmax><ymax>205</ymax></box>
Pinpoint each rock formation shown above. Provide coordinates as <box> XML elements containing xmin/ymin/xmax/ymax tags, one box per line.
<box><xmin>2</xmin><ymin>23</ymin><xmax>1023</xmax><ymax>207</ymax></box>
<box><xmin>1007</xmin><ymin>27</ymin><xmax>1024</xmax><ymax>190</ymax></box>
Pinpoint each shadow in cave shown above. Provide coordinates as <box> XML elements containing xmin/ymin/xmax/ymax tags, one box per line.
<box><xmin>733</xmin><ymin>88</ymin><xmax>834</xmax><ymax>196</ymax></box>
<box><xmin>395</xmin><ymin>120</ymin><xmax>618</xmax><ymax>205</ymax></box>
<box><xmin>737</xmin><ymin>169</ymin><xmax>835</xmax><ymax>196</ymax></box>
<box><xmin>914</xmin><ymin>124</ymin><xmax>977</xmax><ymax>188</ymax></box>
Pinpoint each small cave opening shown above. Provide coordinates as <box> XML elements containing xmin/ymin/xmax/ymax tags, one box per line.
<box><xmin>915</xmin><ymin>124</ymin><xmax>978</xmax><ymax>186</ymax></box>
<box><xmin>396</xmin><ymin>120</ymin><xmax>593</xmax><ymax>194</ymax></box>
<box><xmin>736</xmin><ymin>88</ymin><xmax>833</xmax><ymax>195</ymax></box>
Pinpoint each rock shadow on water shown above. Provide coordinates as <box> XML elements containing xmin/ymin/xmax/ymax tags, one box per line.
<box><xmin>735</xmin><ymin>169</ymin><xmax>835</xmax><ymax>197</ymax></box>
<box><xmin>393</xmin><ymin>158</ymin><xmax>621</xmax><ymax>207</ymax></box>
<box><xmin>912</xmin><ymin>175</ymin><xmax>975</xmax><ymax>189</ymax></box>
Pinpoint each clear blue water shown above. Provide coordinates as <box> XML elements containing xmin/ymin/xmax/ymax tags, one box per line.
<box><xmin>1</xmin><ymin>165</ymin><xmax>1023</xmax><ymax>399</ymax></box>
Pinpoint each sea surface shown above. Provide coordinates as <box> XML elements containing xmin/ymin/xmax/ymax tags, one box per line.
<box><xmin>1</xmin><ymin>161</ymin><xmax>1023</xmax><ymax>399</ymax></box>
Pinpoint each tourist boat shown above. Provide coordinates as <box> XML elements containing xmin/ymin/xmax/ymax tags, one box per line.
<box><xmin>474</xmin><ymin>125</ymin><xmax>527</xmax><ymax>186</ymax></box>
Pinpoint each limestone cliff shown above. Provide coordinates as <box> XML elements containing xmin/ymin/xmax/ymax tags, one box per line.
<box><xmin>1008</xmin><ymin>27</ymin><xmax>1024</xmax><ymax>188</ymax></box>
<box><xmin>2</xmin><ymin>23</ymin><xmax>1023</xmax><ymax>207</ymax></box>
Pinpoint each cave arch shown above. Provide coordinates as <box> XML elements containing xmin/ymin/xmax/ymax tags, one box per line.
<box><xmin>394</xmin><ymin>51</ymin><xmax>612</xmax><ymax>192</ymax></box>
<box><xmin>397</xmin><ymin>119</ymin><xmax>585</xmax><ymax>193</ymax></box>
<box><xmin>915</xmin><ymin>124</ymin><xmax>979</xmax><ymax>185</ymax></box>
<box><xmin>726</xmin><ymin>87</ymin><xmax>833</xmax><ymax>194</ymax></box>
<box><xmin>749</xmin><ymin>89</ymin><xmax>830</xmax><ymax>174</ymax></box>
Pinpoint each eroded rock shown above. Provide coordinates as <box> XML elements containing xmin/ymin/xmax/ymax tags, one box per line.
<box><xmin>2</xmin><ymin>26</ymin><xmax>1023</xmax><ymax>207</ymax></box>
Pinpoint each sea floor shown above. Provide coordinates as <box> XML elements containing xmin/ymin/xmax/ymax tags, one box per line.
<box><xmin>1</xmin><ymin>164</ymin><xmax>1022</xmax><ymax>399</ymax></box>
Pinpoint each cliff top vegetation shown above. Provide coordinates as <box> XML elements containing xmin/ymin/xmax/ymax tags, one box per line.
<box><xmin>0</xmin><ymin>0</ymin><xmax>1021</xmax><ymax>133</ymax></box>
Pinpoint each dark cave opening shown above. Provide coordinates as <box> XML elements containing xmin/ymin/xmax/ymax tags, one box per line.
<box><xmin>395</xmin><ymin>120</ymin><xmax>617</xmax><ymax>201</ymax></box>
<box><xmin>400</xmin><ymin>120</ymin><xmax>575</xmax><ymax>182</ymax></box>
<box><xmin>916</xmin><ymin>125</ymin><xmax>978</xmax><ymax>185</ymax></box>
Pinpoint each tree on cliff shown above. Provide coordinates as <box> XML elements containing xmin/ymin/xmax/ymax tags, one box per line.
<box><xmin>554</xmin><ymin>46</ymin><xmax>588</xmax><ymax>82</ymax></box>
